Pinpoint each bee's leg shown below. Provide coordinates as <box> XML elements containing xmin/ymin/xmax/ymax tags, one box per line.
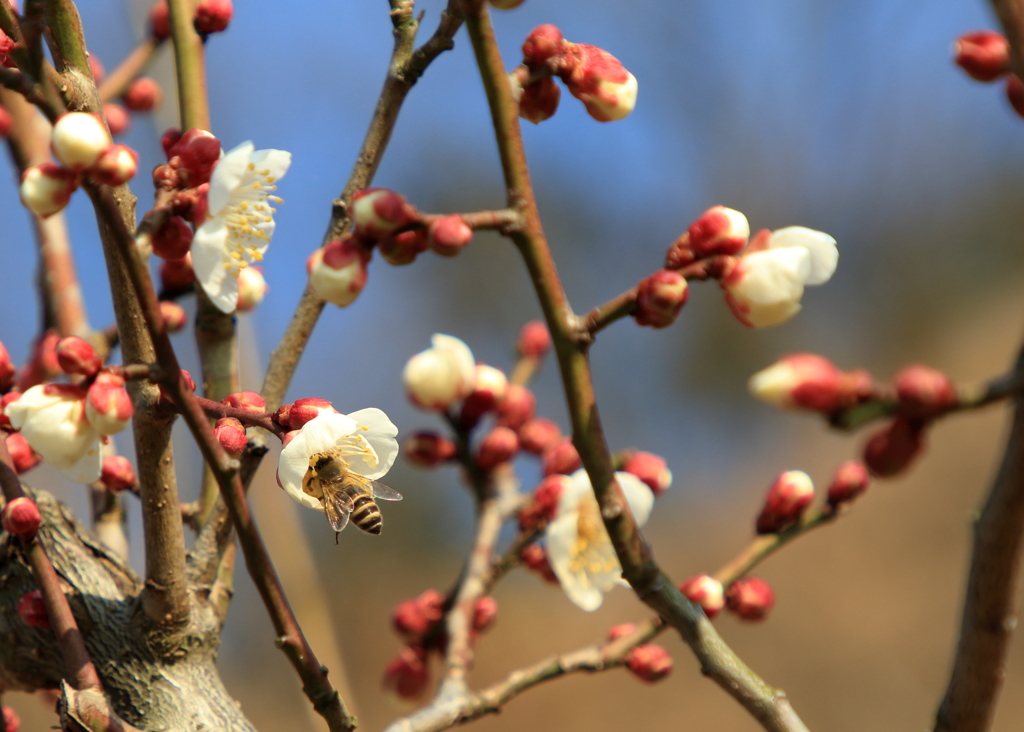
<box><xmin>334</xmin><ymin>532</ymin><xmax>339</xmax><ymax>545</ymax></box>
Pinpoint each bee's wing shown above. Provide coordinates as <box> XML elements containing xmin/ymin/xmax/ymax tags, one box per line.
<box><xmin>322</xmin><ymin>487</ymin><xmax>355</xmax><ymax>533</ymax></box>
<box><xmin>369</xmin><ymin>480</ymin><xmax>403</xmax><ymax>502</ymax></box>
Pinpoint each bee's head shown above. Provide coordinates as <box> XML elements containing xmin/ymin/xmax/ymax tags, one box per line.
<box><xmin>314</xmin><ymin>456</ymin><xmax>343</xmax><ymax>482</ymax></box>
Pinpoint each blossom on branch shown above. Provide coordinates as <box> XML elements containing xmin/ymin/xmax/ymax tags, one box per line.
<box><xmin>402</xmin><ymin>334</ymin><xmax>475</xmax><ymax>411</ymax></box>
<box><xmin>546</xmin><ymin>469</ymin><xmax>654</xmax><ymax>611</ymax></box>
<box><xmin>192</xmin><ymin>141</ymin><xmax>290</xmax><ymax>313</ymax></box>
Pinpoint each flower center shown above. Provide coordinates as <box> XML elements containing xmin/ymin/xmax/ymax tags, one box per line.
<box><xmin>320</xmin><ymin>432</ymin><xmax>379</xmax><ymax>470</ymax></box>
<box><xmin>568</xmin><ymin>496</ymin><xmax>619</xmax><ymax>587</ymax></box>
<box><xmin>221</xmin><ymin>162</ymin><xmax>284</xmax><ymax>275</ymax></box>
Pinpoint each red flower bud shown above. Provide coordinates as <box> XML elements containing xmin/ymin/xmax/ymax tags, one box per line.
<box><xmin>558</xmin><ymin>43</ymin><xmax>637</xmax><ymax>122</ymax></box>
<box><xmin>101</xmin><ymin>101</ymin><xmax>131</xmax><ymax>137</ymax></box>
<box><xmin>0</xmin><ymin>106</ymin><xmax>11</xmax><ymax>139</ymax></box>
<box><xmin>634</xmin><ymin>270</ymin><xmax>688</xmax><ymax>328</ymax></box>
<box><xmin>55</xmin><ymin>336</ymin><xmax>101</xmax><ymax>377</ymax></box>
<box><xmin>522</xmin><ymin>24</ymin><xmax>565</xmax><ymax>68</ymax></box>
<box><xmin>518</xmin><ymin>417</ymin><xmax>561</xmax><ymax>454</ymax></box>
<box><xmin>6</xmin><ymin>433</ymin><xmax>42</xmax><ymax>475</ymax></box>
<box><xmin>214</xmin><ymin>417</ymin><xmax>247</xmax><ymax>455</ymax></box>
<box><xmin>472</xmin><ymin>596</ymin><xmax>498</xmax><ymax>633</ymax></box>
<box><xmin>88</xmin><ymin>56</ymin><xmax>105</xmax><ymax>85</ymax></box>
<box><xmin>160</xmin><ymin>300</ymin><xmax>188</xmax><ymax>332</ymax></box>
<box><xmin>308</xmin><ymin>237</ymin><xmax>371</xmax><ymax>307</ymax></box>
<box><xmin>495</xmin><ymin>384</ymin><xmax>536</xmax><ymax>430</ymax></box>
<box><xmin>517</xmin><ymin>320</ymin><xmax>551</xmax><ymax>358</ymax></box>
<box><xmin>86</xmin><ymin>373</ymin><xmax>134</xmax><ymax>435</ymax></box>
<box><xmin>17</xmin><ymin>589</ymin><xmax>49</xmax><ymax>628</ymax></box>
<box><xmin>383</xmin><ymin>646</ymin><xmax>429</xmax><ymax>699</ymax></box>
<box><xmin>687</xmin><ymin>206</ymin><xmax>750</xmax><ymax>257</ymax></box>
<box><xmin>621</xmin><ymin>451</ymin><xmax>672</xmax><ymax>495</ymax></box>
<box><xmin>160</xmin><ymin>127</ymin><xmax>182</xmax><ymax>157</ymax></box>
<box><xmin>427</xmin><ymin>215</ymin><xmax>473</xmax><ymax>257</ymax></box>
<box><xmin>167</xmin><ymin>129</ymin><xmax>221</xmax><ymax>186</ymax></box>
<box><xmin>379</xmin><ymin>229</ymin><xmax>428</xmax><ymax>266</ymax></box>
<box><xmin>195</xmin><ymin>0</ymin><xmax>233</xmax><ymax>34</ymax></box>
<box><xmin>755</xmin><ymin>470</ymin><xmax>814</xmax><ymax>534</ymax></box>
<box><xmin>0</xmin><ymin>342</ymin><xmax>13</xmax><ymax>391</ymax></box>
<box><xmin>725</xmin><ymin>577</ymin><xmax>775</xmax><ymax>621</ymax></box>
<box><xmin>2</xmin><ymin>706</ymin><xmax>20</xmax><ymax>732</ymax></box>
<box><xmin>2</xmin><ymin>496</ymin><xmax>42</xmax><ymax>540</ymax></box>
<box><xmin>826</xmin><ymin>460</ymin><xmax>870</xmax><ymax>506</ymax></box>
<box><xmin>404</xmin><ymin>431</ymin><xmax>457</xmax><ymax>468</ymax></box>
<box><xmin>352</xmin><ymin>188</ymin><xmax>416</xmax><ymax>240</ymax></box>
<box><xmin>100</xmin><ymin>455</ymin><xmax>136</xmax><ymax>493</ymax></box>
<box><xmin>392</xmin><ymin>589</ymin><xmax>444</xmax><ymax>642</ymax></box>
<box><xmin>123</xmin><ymin>77</ymin><xmax>162</xmax><ymax>112</ymax></box>
<box><xmin>149</xmin><ymin>0</ymin><xmax>171</xmax><ymax>40</ymax></box>
<box><xmin>476</xmin><ymin>426</ymin><xmax>519</xmax><ymax>471</ymax></box>
<box><xmin>519</xmin><ymin>77</ymin><xmax>560</xmax><ymax>124</ymax></box>
<box><xmin>160</xmin><ymin>255</ymin><xmax>196</xmax><ymax>292</ymax></box>
<box><xmin>748</xmin><ymin>353</ymin><xmax>848</xmax><ymax>412</ymax></box>
<box><xmin>518</xmin><ymin>474</ymin><xmax>568</xmax><ymax>531</ymax></box>
<box><xmin>954</xmin><ymin>30</ymin><xmax>1011</xmax><ymax>82</ymax></box>
<box><xmin>894</xmin><ymin>364</ymin><xmax>957</xmax><ymax>416</ymax></box>
<box><xmin>541</xmin><ymin>437</ymin><xmax>581</xmax><ymax>476</ymax></box>
<box><xmin>19</xmin><ymin>163</ymin><xmax>79</xmax><ymax>218</ymax></box>
<box><xmin>625</xmin><ymin>644</ymin><xmax>673</xmax><ymax>683</ymax></box>
<box><xmin>607</xmin><ymin>623</ymin><xmax>637</xmax><ymax>642</ymax></box>
<box><xmin>286</xmin><ymin>397</ymin><xmax>334</xmax><ymax>430</ymax></box>
<box><xmin>679</xmin><ymin>573</ymin><xmax>724</xmax><ymax>618</ymax></box>
<box><xmin>152</xmin><ymin>217</ymin><xmax>196</xmax><ymax>262</ymax></box>
<box><xmin>863</xmin><ymin>418</ymin><xmax>926</xmax><ymax>478</ymax></box>
<box><xmin>223</xmin><ymin>391</ymin><xmax>266</xmax><ymax>411</ymax></box>
<box><xmin>91</xmin><ymin>144</ymin><xmax>138</xmax><ymax>187</ymax></box>
<box><xmin>519</xmin><ymin>543</ymin><xmax>559</xmax><ymax>583</ymax></box>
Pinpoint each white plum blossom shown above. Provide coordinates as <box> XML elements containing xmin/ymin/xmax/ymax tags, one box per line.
<box><xmin>277</xmin><ymin>409</ymin><xmax>399</xmax><ymax>511</ymax></box>
<box><xmin>192</xmin><ymin>141</ymin><xmax>291</xmax><ymax>313</ymax></box>
<box><xmin>5</xmin><ymin>385</ymin><xmax>103</xmax><ymax>483</ymax></box>
<box><xmin>402</xmin><ymin>334</ymin><xmax>476</xmax><ymax>411</ymax></box>
<box><xmin>545</xmin><ymin>469</ymin><xmax>655</xmax><ymax>611</ymax></box>
<box><xmin>721</xmin><ymin>226</ymin><xmax>838</xmax><ymax>328</ymax></box>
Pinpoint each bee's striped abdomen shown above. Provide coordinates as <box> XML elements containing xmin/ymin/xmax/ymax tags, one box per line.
<box><xmin>344</xmin><ymin>486</ymin><xmax>382</xmax><ymax>535</ymax></box>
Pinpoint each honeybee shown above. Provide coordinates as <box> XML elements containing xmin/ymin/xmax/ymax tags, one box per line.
<box><xmin>302</xmin><ymin>450</ymin><xmax>403</xmax><ymax>539</ymax></box>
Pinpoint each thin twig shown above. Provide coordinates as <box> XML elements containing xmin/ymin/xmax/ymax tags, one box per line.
<box><xmin>990</xmin><ymin>0</ymin><xmax>1024</xmax><ymax>79</ymax></box>
<box><xmin>579</xmin><ymin>287</ymin><xmax>638</xmax><ymax>338</ymax></box>
<box><xmin>97</xmin><ymin>36</ymin><xmax>161</xmax><ymax>103</ymax></box>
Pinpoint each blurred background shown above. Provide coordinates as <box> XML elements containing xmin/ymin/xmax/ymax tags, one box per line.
<box><xmin>4</xmin><ymin>0</ymin><xmax>1024</xmax><ymax>729</ymax></box>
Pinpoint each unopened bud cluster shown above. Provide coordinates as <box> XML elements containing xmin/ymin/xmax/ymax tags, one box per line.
<box><xmin>748</xmin><ymin>353</ymin><xmax>875</xmax><ymax>414</ymax></box>
<box><xmin>20</xmin><ymin>113</ymin><xmax>139</xmax><ymax>218</ymax></box>
<box><xmin>149</xmin><ymin>0</ymin><xmax>233</xmax><ymax>40</ymax></box>
<box><xmin>515</xmin><ymin>25</ymin><xmax>638</xmax><ymax>124</ymax></box>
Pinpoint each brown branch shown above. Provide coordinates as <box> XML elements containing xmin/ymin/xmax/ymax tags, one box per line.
<box><xmin>457</xmin><ymin>2</ymin><xmax>808</xmax><ymax>730</ymax></box>
<box><xmin>97</xmin><ymin>36</ymin><xmax>161</xmax><ymax>103</ymax></box>
<box><xmin>579</xmin><ymin>287</ymin><xmax>638</xmax><ymax>337</ymax></box>
<box><xmin>190</xmin><ymin>395</ymin><xmax>286</xmax><ymax>437</ymax></box>
<box><xmin>934</xmin><ymin>339</ymin><xmax>1024</xmax><ymax>732</ymax></box>
<box><xmin>991</xmin><ymin>0</ymin><xmax>1024</xmax><ymax>79</ymax></box>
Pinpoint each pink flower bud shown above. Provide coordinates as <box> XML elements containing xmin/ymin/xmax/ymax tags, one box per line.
<box><xmin>518</xmin><ymin>473</ymin><xmax>568</xmax><ymax>531</ymax></box>
<box><xmin>517</xmin><ymin>320</ymin><xmax>551</xmax><ymax>358</ymax></box>
<box><xmin>379</xmin><ymin>228</ymin><xmax>429</xmax><ymax>266</ymax></box>
<box><xmin>1008</xmin><ymin>74</ymin><xmax>1024</xmax><ymax>119</ymax></box>
<box><xmin>748</xmin><ymin>353</ymin><xmax>847</xmax><ymax>412</ymax></box>
<box><xmin>0</xmin><ymin>342</ymin><xmax>13</xmax><ymax>391</ymax></box>
<box><xmin>476</xmin><ymin>426</ymin><xmax>519</xmax><ymax>470</ymax></box>
<box><xmin>160</xmin><ymin>300</ymin><xmax>188</xmax><ymax>332</ymax></box>
<box><xmin>826</xmin><ymin>460</ymin><xmax>870</xmax><ymax>506</ymax></box>
<box><xmin>17</xmin><ymin>589</ymin><xmax>49</xmax><ymax>628</ymax></box>
<box><xmin>495</xmin><ymin>384</ymin><xmax>536</xmax><ymax>430</ymax></box>
<box><xmin>3</xmin><ymin>706</ymin><xmax>20</xmax><ymax>732</ymax></box>
<box><xmin>427</xmin><ymin>215</ymin><xmax>473</xmax><ymax>257</ymax></box>
<box><xmin>725</xmin><ymin>577</ymin><xmax>775</xmax><ymax>621</ymax></box>
<box><xmin>285</xmin><ymin>397</ymin><xmax>335</xmax><ymax>430</ymax></box>
<box><xmin>756</xmin><ymin>470</ymin><xmax>814</xmax><ymax>534</ymax></box>
<box><xmin>102</xmin><ymin>103</ymin><xmax>131</xmax><ymax>136</ymax></box>
<box><xmin>160</xmin><ymin>254</ymin><xmax>196</xmax><ymax>291</ymax></box>
<box><xmin>223</xmin><ymin>391</ymin><xmax>266</xmax><ymax>411</ymax></box>
<box><xmin>195</xmin><ymin>0</ymin><xmax>233</xmax><ymax>34</ymax></box>
<box><xmin>863</xmin><ymin>418</ymin><xmax>926</xmax><ymax>478</ymax></box>
<box><xmin>6</xmin><ymin>433</ymin><xmax>41</xmax><ymax>474</ymax></box>
<box><xmin>460</xmin><ymin>364</ymin><xmax>509</xmax><ymax>425</ymax></box>
<box><xmin>541</xmin><ymin>437</ymin><xmax>581</xmax><ymax>476</ymax></box>
<box><xmin>236</xmin><ymin>265</ymin><xmax>267</xmax><ymax>312</ymax></box>
<box><xmin>625</xmin><ymin>644</ymin><xmax>673</xmax><ymax>683</ymax></box>
<box><xmin>160</xmin><ymin>127</ymin><xmax>182</xmax><ymax>157</ymax></box>
<box><xmin>51</xmin><ymin>112</ymin><xmax>111</xmax><ymax>171</ymax></box>
<box><xmin>404</xmin><ymin>431</ymin><xmax>457</xmax><ymax>468</ymax></box>
<box><xmin>621</xmin><ymin>451</ymin><xmax>672</xmax><ymax>495</ymax></box>
<box><xmin>0</xmin><ymin>105</ymin><xmax>13</xmax><ymax>138</ymax></box>
<box><xmin>559</xmin><ymin>43</ymin><xmax>637</xmax><ymax>122</ymax></box>
<box><xmin>519</xmin><ymin>77</ymin><xmax>560</xmax><ymax>124</ymax></box>
<box><xmin>392</xmin><ymin>589</ymin><xmax>444</xmax><ymax>642</ymax></box>
<box><xmin>522</xmin><ymin>24</ymin><xmax>565</xmax><ymax>67</ymax></box>
<box><xmin>86</xmin><ymin>373</ymin><xmax>133</xmax><ymax>435</ymax></box>
<box><xmin>518</xmin><ymin>417</ymin><xmax>561</xmax><ymax>454</ymax></box>
<box><xmin>0</xmin><ymin>29</ymin><xmax>13</xmax><ymax>69</ymax></box>
<box><xmin>894</xmin><ymin>364</ymin><xmax>957</xmax><ymax>415</ymax></box>
<box><xmin>167</xmin><ymin>129</ymin><xmax>221</xmax><ymax>186</ymax></box>
<box><xmin>158</xmin><ymin>368</ymin><xmax>196</xmax><ymax>405</ymax></box>
<box><xmin>123</xmin><ymin>77</ymin><xmax>162</xmax><ymax>112</ymax></box>
<box><xmin>2</xmin><ymin>496</ymin><xmax>41</xmax><ymax>540</ymax></box>
<box><xmin>20</xmin><ymin>163</ymin><xmax>78</xmax><ymax>218</ymax></box>
<box><xmin>472</xmin><ymin>596</ymin><xmax>498</xmax><ymax>633</ymax></box>
<box><xmin>519</xmin><ymin>543</ymin><xmax>559</xmax><ymax>583</ymax></box>
<box><xmin>954</xmin><ymin>30</ymin><xmax>1011</xmax><ymax>82</ymax></box>
<box><xmin>687</xmin><ymin>205</ymin><xmax>751</xmax><ymax>257</ymax></box>
<box><xmin>214</xmin><ymin>417</ymin><xmax>247</xmax><ymax>455</ymax></box>
<box><xmin>149</xmin><ymin>0</ymin><xmax>171</xmax><ymax>40</ymax></box>
<box><xmin>55</xmin><ymin>336</ymin><xmax>101</xmax><ymax>377</ymax></box>
<box><xmin>100</xmin><ymin>455</ymin><xmax>136</xmax><ymax>493</ymax></box>
<box><xmin>679</xmin><ymin>573</ymin><xmax>725</xmax><ymax>618</ymax></box>
<box><xmin>308</xmin><ymin>237</ymin><xmax>370</xmax><ymax>308</ymax></box>
<box><xmin>634</xmin><ymin>270</ymin><xmax>688</xmax><ymax>328</ymax></box>
<box><xmin>383</xmin><ymin>646</ymin><xmax>429</xmax><ymax>699</ymax></box>
<box><xmin>91</xmin><ymin>144</ymin><xmax>138</xmax><ymax>187</ymax></box>
<box><xmin>352</xmin><ymin>188</ymin><xmax>416</xmax><ymax>240</ymax></box>
<box><xmin>607</xmin><ymin>622</ymin><xmax>637</xmax><ymax>642</ymax></box>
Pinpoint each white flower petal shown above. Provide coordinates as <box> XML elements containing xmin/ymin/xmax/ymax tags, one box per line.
<box><xmin>558</xmin><ymin>469</ymin><xmax>594</xmax><ymax>515</ymax></box>
<box><xmin>431</xmin><ymin>334</ymin><xmax>475</xmax><ymax>397</ymax></box>
<box><xmin>738</xmin><ymin>248</ymin><xmax>811</xmax><ymax>304</ymax></box>
<box><xmin>62</xmin><ymin>437</ymin><xmax>103</xmax><ymax>483</ymax></box>
<box><xmin>769</xmin><ymin>226</ymin><xmax>837</xmax><ymax>286</ymax></box>
<box><xmin>249</xmin><ymin>149</ymin><xmax>292</xmax><ymax>180</ymax></box>
<box><xmin>192</xmin><ymin>220</ymin><xmax>237</xmax><ymax>312</ymax></box>
<box><xmin>344</xmin><ymin>408</ymin><xmax>399</xmax><ymax>480</ymax></box>
<box><xmin>301</xmin><ymin>412</ymin><xmax>359</xmax><ymax>456</ymax></box>
<box><xmin>208</xmin><ymin>141</ymin><xmax>255</xmax><ymax>216</ymax></box>
<box><xmin>546</xmin><ymin>512</ymin><xmax>606</xmax><ymax>611</ymax></box>
<box><xmin>617</xmin><ymin>471</ymin><xmax>655</xmax><ymax>526</ymax></box>
<box><xmin>278</xmin><ymin>432</ymin><xmax>323</xmax><ymax>510</ymax></box>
